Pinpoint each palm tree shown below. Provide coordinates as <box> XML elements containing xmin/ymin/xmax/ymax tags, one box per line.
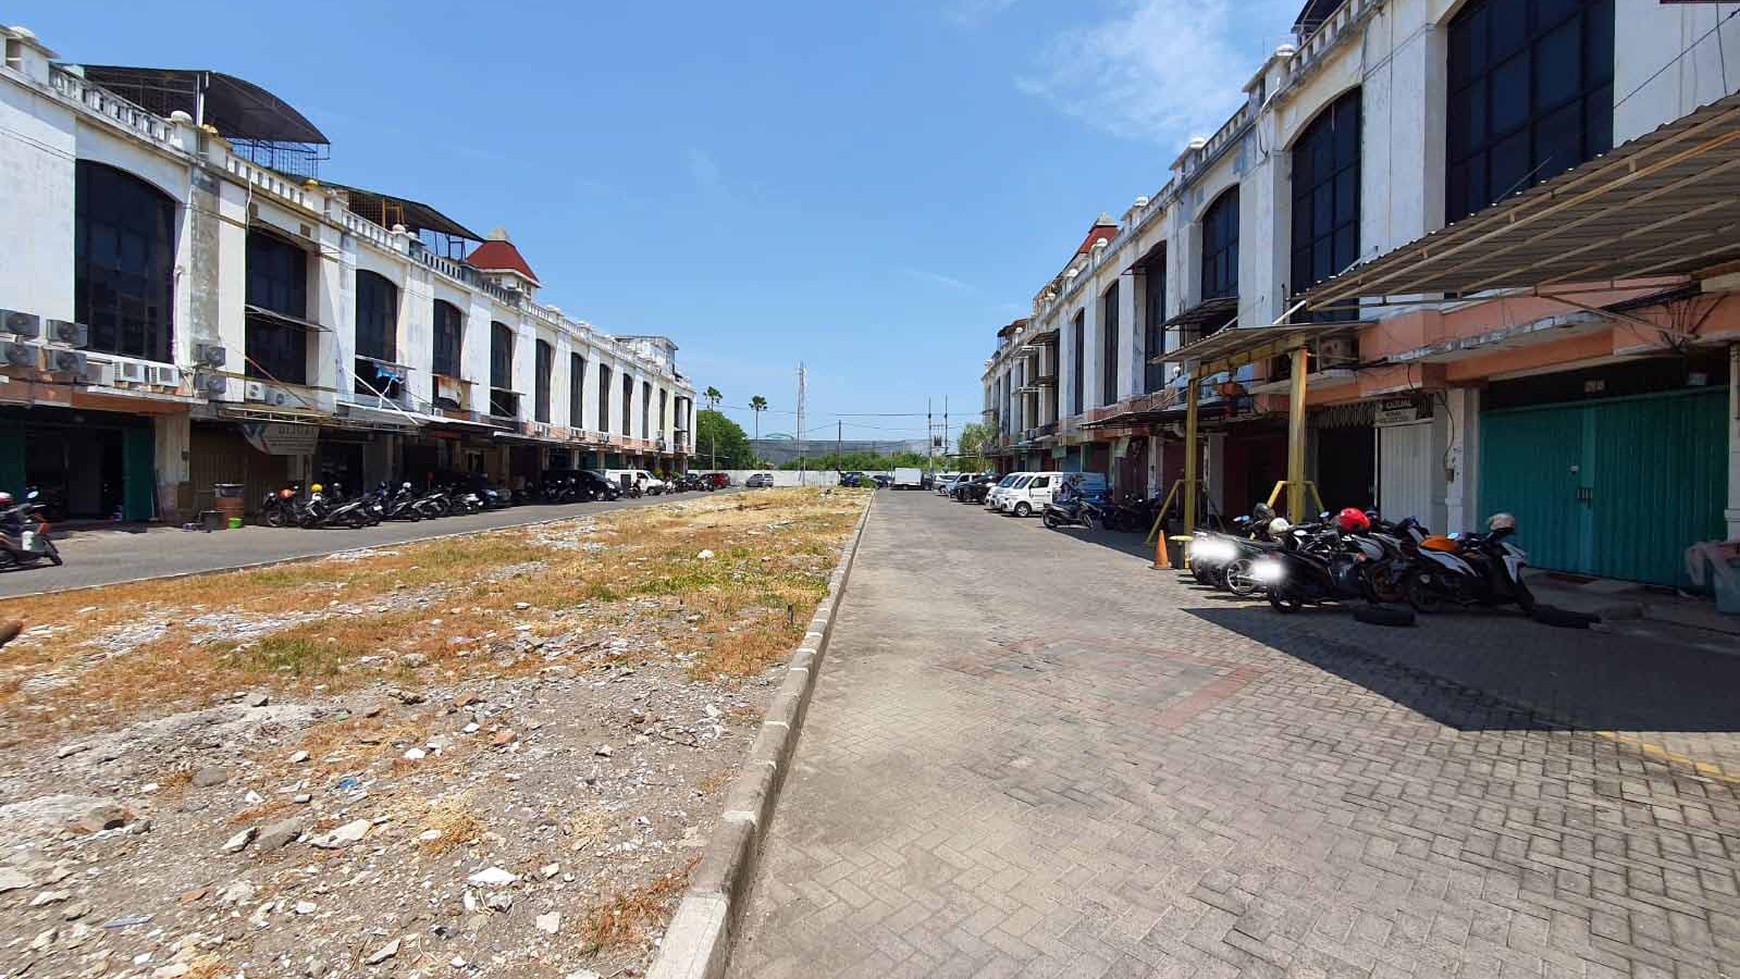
<box><xmin>703</xmin><ymin>386</ymin><xmax>722</xmax><ymax>410</ymax></box>
<box><xmin>748</xmin><ymin>395</ymin><xmax>768</xmax><ymax>439</ymax></box>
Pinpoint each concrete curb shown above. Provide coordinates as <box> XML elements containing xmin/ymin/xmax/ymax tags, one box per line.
<box><xmin>647</xmin><ymin>491</ymin><xmax>875</xmax><ymax>979</ymax></box>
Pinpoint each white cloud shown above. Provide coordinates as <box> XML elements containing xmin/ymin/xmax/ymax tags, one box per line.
<box><xmin>1018</xmin><ymin>0</ymin><xmax>1297</xmax><ymax>144</ymax></box>
<box><xmin>898</xmin><ymin>267</ymin><xmax>977</xmax><ymax>293</ymax></box>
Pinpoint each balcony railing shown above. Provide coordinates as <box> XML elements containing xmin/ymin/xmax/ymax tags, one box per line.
<box><xmin>1287</xmin><ymin>0</ymin><xmax>1382</xmax><ymax>82</ymax></box>
<box><xmin>49</xmin><ymin>67</ymin><xmax>183</xmax><ymax>152</ymax></box>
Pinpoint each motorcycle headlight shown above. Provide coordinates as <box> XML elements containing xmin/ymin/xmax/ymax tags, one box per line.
<box><xmin>1252</xmin><ymin>559</ymin><xmax>1285</xmax><ymax>583</ymax></box>
<box><xmin>1192</xmin><ymin>539</ymin><xmax>1236</xmax><ymax>562</ymax></box>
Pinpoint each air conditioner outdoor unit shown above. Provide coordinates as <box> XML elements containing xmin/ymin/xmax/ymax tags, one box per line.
<box><xmin>195</xmin><ymin>372</ymin><xmax>229</xmax><ymax>397</ymax></box>
<box><xmin>42</xmin><ymin>348</ymin><xmax>88</xmax><ymax>376</ymax></box>
<box><xmin>243</xmin><ymin>380</ymin><xmax>268</xmax><ymax>402</ymax></box>
<box><xmin>268</xmin><ymin>387</ymin><xmax>291</xmax><ymax>407</ymax></box>
<box><xmin>46</xmin><ymin>320</ymin><xmax>88</xmax><ymax>347</ymax></box>
<box><xmin>114</xmin><ymin>360</ymin><xmax>148</xmax><ymax>384</ymax></box>
<box><xmin>0</xmin><ymin>339</ymin><xmax>33</xmax><ymax>367</ymax></box>
<box><xmin>2</xmin><ymin>310</ymin><xmax>41</xmax><ymax>338</ymax></box>
<box><xmin>149</xmin><ymin>365</ymin><xmax>182</xmax><ymax>387</ymax></box>
<box><xmin>84</xmin><ymin>360</ymin><xmax>115</xmax><ymax>387</ymax></box>
<box><xmin>192</xmin><ymin>341</ymin><xmax>227</xmax><ymax>368</ymax></box>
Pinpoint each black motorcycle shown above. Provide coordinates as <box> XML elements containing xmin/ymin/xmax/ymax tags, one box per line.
<box><xmin>1255</xmin><ymin>526</ymin><xmax>1414</xmax><ymax>624</ymax></box>
<box><xmin>0</xmin><ymin>490</ymin><xmax>62</xmax><ymax>568</ymax></box>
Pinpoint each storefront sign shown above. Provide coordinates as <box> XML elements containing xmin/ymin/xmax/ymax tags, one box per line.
<box><xmin>241</xmin><ymin>422</ymin><xmax>319</xmax><ymax>455</ymax></box>
<box><xmin>1374</xmin><ymin>399</ymin><xmax>1421</xmax><ymax>426</ymax></box>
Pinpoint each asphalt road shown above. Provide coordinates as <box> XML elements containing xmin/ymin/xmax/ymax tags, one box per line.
<box><xmin>0</xmin><ymin>488</ymin><xmax>744</xmax><ymax>598</ymax></box>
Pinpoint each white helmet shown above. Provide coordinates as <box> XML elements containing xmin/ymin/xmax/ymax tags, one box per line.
<box><xmin>1269</xmin><ymin>517</ymin><xmax>1292</xmax><ymax>535</ymax></box>
<box><xmin>1487</xmin><ymin>512</ymin><xmax>1517</xmax><ymax>532</ymax></box>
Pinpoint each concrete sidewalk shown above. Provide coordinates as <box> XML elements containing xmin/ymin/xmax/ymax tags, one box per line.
<box><xmin>726</xmin><ymin>492</ymin><xmax>1740</xmax><ymax>979</ymax></box>
<box><xmin>0</xmin><ymin>489</ymin><xmax>739</xmax><ymax>597</ymax></box>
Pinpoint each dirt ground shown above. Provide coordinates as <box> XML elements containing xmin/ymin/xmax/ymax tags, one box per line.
<box><xmin>0</xmin><ymin>488</ymin><xmax>866</xmax><ymax>979</ymax></box>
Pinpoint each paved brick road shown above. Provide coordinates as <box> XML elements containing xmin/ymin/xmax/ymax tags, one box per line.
<box><xmin>728</xmin><ymin>491</ymin><xmax>1740</xmax><ymax>979</ymax></box>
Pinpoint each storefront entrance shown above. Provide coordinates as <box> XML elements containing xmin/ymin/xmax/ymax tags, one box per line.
<box><xmin>0</xmin><ymin>407</ymin><xmax>155</xmax><ymax>521</ymax></box>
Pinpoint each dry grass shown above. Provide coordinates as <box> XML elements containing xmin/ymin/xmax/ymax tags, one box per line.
<box><xmin>417</xmin><ymin>794</ymin><xmax>487</xmax><ymax>853</ymax></box>
<box><xmin>0</xmin><ymin>488</ymin><xmax>865</xmax><ymax>745</ymax></box>
<box><xmin>578</xmin><ymin>861</ymin><xmax>696</xmax><ymax>952</ymax></box>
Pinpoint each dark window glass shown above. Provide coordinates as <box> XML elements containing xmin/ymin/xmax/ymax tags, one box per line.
<box><xmin>490</xmin><ymin>321</ymin><xmax>513</xmax><ymax>392</ymax></box>
<box><xmin>1445</xmin><ymin>0</ymin><xmax>1615</xmax><ymax>223</ymax></box>
<box><xmin>1290</xmin><ymin>89</ymin><xmax>1361</xmax><ymax>322</ymax></box>
<box><xmin>245</xmin><ymin>230</ymin><xmax>309</xmax><ymax>384</ymax></box>
<box><xmin>570</xmin><ymin>353</ymin><xmax>586</xmax><ymax>428</ymax></box>
<box><xmin>658</xmin><ymin>389</ymin><xmax>667</xmax><ymax>435</ymax></box>
<box><xmin>433</xmin><ymin>301</ymin><xmax>463</xmax><ymax>379</ymax></box>
<box><xmin>1200</xmin><ymin>187</ymin><xmax>1239</xmax><ymax>302</ymax></box>
<box><xmin>1071</xmin><ymin>311</ymin><xmax>1085</xmax><ymax>416</ymax></box>
<box><xmin>641</xmin><ymin>381</ymin><xmax>652</xmax><ymax>438</ymax></box>
<box><xmin>354</xmin><ymin>270</ymin><xmax>399</xmax><ymax>398</ymax></box>
<box><xmin>535</xmin><ymin>340</ymin><xmax>553</xmax><ymax>424</ymax></box>
<box><xmin>74</xmin><ymin>162</ymin><xmax>175</xmax><ymax>363</ymax></box>
<box><xmin>621</xmin><ymin>375</ymin><xmax>633</xmax><ymax>437</ymax></box>
<box><xmin>1101</xmin><ymin>280</ymin><xmax>1119</xmax><ymax>406</ymax></box>
<box><xmin>1143</xmin><ymin>254</ymin><xmax>1168</xmax><ymax>393</ymax></box>
<box><xmin>597</xmin><ymin>364</ymin><xmax>611</xmax><ymax>432</ymax></box>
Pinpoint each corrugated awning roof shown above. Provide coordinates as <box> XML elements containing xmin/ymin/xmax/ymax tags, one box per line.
<box><xmin>326</xmin><ymin>183</ymin><xmax>483</xmax><ymax>242</ymax></box>
<box><xmin>1301</xmin><ymin>90</ymin><xmax>1740</xmax><ymax>309</ymax></box>
<box><xmin>1155</xmin><ymin>296</ymin><xmax>1240</xmax><ymax>336</ymax></box>
<box><xmin>1159</xmin><ymin>322</ymin><xmax>1356</xmax><ymax>375</ymax></box>
<box><xmin>75</xmin><ymin>66</ymin><xmax>327</xmax><ymax>144</ymax></box>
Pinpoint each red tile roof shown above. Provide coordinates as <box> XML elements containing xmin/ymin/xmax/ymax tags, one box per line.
<box><xmin>1075</xmin><ymin>220</ymin><xmax>1119</xmax><ymax>257</ymax></box>
<box><xmin>465</xmin><ymin>238</ymin><xmax>540</xmax><ymax>286</ymax></box>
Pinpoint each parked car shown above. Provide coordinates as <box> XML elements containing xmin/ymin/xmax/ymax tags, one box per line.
<box><xmin>997</xmin><ymin>472</ymin><xmax>1060</xmax><ymax>516</ymax></box>
<box><xmin>702</xmin><ymin>472</ymin><xmax>731</xmax><ymax>489</ymax></box>
<box><xmin>891</xmin><ymin>467</ymin><xmax>924</xmax><ymax>490</ymax></box>
<box><xmin>746</xmin><ymin>472</ymin><xmax>774</xmax><ymax>488</ymax></box>
<box><xmin>839</xmin><ymin>471</ymin><xmax>867</xmax><ymax>488</ymax></box>
<box><xmin>953</xmin><ymin>474</ymin><xmax>995</xmax><ymax>502</ymax></box>
<box><xmin>985</xmin><ymin>473</ymin><xmax>1030</xmax><ymax>511</ymax></box>
<box><xmin>935</xmin><ymin>473</ymin><xmax>970</xmax><ymax>496</ymax></box>
<box><xmin>871</xmin><ymin>474</ymin><xmax>892</xmax><ymax>489</ymax></box>
<box><xmin>604</xmin><ymin>469</ymin><xmax>668</xmax><ymax>496</ymax></box>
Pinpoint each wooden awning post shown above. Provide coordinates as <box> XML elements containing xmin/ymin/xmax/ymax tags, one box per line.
<box><xmin>1286</xmin><ymin>344</ymin><xmax>1309</xmax><ymax>521</ymax></box>
<box><xmin>1183</xmin><ymin>374</ymin><xmax>1200</xmax><ymax>533</ymax></box>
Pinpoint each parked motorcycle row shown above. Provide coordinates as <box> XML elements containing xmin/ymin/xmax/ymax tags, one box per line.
<box><xmin>256</xmin><ymin>469</ymin><xmax>723</xmax><ymax>530</ymax></box>
<box><xmin>1186</xmin><ymin>505</ymin><xmax>1595</xmax><ymax>628</ymax></box>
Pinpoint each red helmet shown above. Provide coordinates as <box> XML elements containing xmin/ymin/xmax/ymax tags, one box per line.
<box><xmin>1336</xmin><ymin>507</ymin><xmax>1371</xmax><ymax>533</ymax></box>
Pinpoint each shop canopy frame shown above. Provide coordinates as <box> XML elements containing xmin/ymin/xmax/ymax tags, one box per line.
<box><xmin>1300</xmin><ymin>90</ymin><xmax>1740</xmax><ymax>312</ymax></box>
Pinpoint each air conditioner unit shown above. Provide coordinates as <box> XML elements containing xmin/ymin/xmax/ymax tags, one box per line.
<box><xmin>268</xmin><ymin>387</ymin><xmax>291</xmax><ymax>407</ymax></box>
<box><xmin>46</xmin><ymin>320</ymin><xmax>88</xmax><ymax>347</ymax></box>
<box><xmin>192</xmin><ymin>341</ymin><xmax>227</xmax><ymax>368</ymax></box>
<box><xmin>2</xmin><ymin>310</ymin><xmax>41</xmax><ymax>338</ymax></box>
<box><xmin>0</xmin><ymin>339</ymin><xmax>34</xmax><ymax>367</ymax></box>
<box><xmin>84</xmin><ymin>360</ymin><xmax>114</xmax><ymax>387</ymax></box>
<box><xmin>194</xmin><ymin>372</ymin><xmax>229</xmax><ymax>397</ymax></box>
<box><xmin>42</xmin><ymin>348</ymin><xmax>88</xmax><ymax>376</ymax></box>
<box><xmin>1317</xmin><ymin>337</ymin><xmax>1357</xmax><ymax>367</ymax></box>
<box><xmin>148</xmin><ymin>365</ymin><xmax>182</xmax><ymax>388</ymax></box>
<box><xmin>243</xmin><ymin>381</ymin><xmax>268</xmax><ymax>402</ymax></box>
<box><xmin>114</xmin><ymin>360</ymin><xmax>148</xmax><ymax>384</ymax></box>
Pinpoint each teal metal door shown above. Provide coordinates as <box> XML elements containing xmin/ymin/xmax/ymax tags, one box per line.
<box><xmin>1481</xmin><ymin>388</ymin><xmax>1727</xmax><ymax>586</ymax></box>
<box><xmin>123</xmin><ymin>427</ymin><xmax>156</xmax><ymax>522</ymax></box>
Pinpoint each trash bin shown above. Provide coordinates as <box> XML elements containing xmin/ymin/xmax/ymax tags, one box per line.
<box><xmin>1715</xmin><ymin>558</ymin><xmax>1740</xmax><ymax>616</ymax></box>
<box><xmin>212</xmin><ymin>483</ymin><xmax>244</xmax><ymax>528</ymax></box>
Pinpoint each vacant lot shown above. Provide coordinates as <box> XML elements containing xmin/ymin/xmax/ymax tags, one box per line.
<box><xmin>0</xmin><ymin>488</ymin><xmax>865</xmax><ymax>979</ymax></box>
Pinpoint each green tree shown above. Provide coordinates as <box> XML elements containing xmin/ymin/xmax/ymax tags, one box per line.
<box><xmin>957</xmin><ymin>422</ymin><xmax>992</xmax><ymax>471</ymax></box>
<box><xmin>695</xmin><ymin>408</ymin><xmax>754</xmax><ymax>469</ymax></box>
<box><xmin>703</xmin><ymin>386</ymin><xmax>723</xmax><ymax>410</ymax></box>
<box><xmin>748</xmin><ymin>395</ymin><xmax>768</xmax><ymax>439</ymax></box>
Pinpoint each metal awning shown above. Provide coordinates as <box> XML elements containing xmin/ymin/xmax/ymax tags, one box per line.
<box><xmin>1302</xmin><ymin>89</ymin><xmax>1740</xmax><ymax>308</ymax></box>
<box><xmin>209</xmin><ymin>404</ymin><xmax>327</xmax><ymax>424</ymax></box>
<box><xmin>244</xmin><ymin>304</ymin><xmax>329</xmax><ymax>332</ymax></box>
<box><xmin>75</xmin><ymin>66</ymin><xmax>328</xmax><ymax>144</ymax></box>
<box><xmin>1155</xmin><ymin>296</ymin><xmax>1239</xmax><ymax>338</ymax></box>
<box><xmin>325</xmin><ymin>183</ymin><xmax>483</xmax><ymax>242</ymax></box>
<box><xmin>336</xmin><ymin>403</ymin><xmax>423</xmax><ymax>430</ymax></box>
<box><xmin>1159</xmin><ymin>323</ymin><xmax>1355</xmax><ymax>374</ymax></box>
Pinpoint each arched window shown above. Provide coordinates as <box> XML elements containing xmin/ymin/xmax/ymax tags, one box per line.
<box><xmin>245</xmin><ymin>229</ymin><xmax>310</xmax><ymax>384</ymax></box>
<box><xmin>354</xmin><ymin>271</ymin><xmax>399</xmax><ymax>398</ymax></box>
<box><xmin>1070</xmin><ymin>310</ymin><xmax>1086</xmax><ymax>416</ymax></box>
<box><xmin>1200</xmin><ymin>188</ymin><xmax>1239</xmax><ymax>303</ymax></box>
<box><xmin>620</xmin><ymin>373</ymin><xmax>633</xmax><ymax>437</ymax></box>
<box><xmin>597</xmin><ymin>363</ymin><xmax>612</xmax><ymax>433</ymax></box>
<box><xmin>570</xmin><ymin>353</ymin><xmax>587</xmax><ymax>429</ymax></box>
<box><xmin>1446</xmin><ymin>0</ymin><xmax>1614</xmax><ymax>223</ymax></box>
<box><xmin>1101</xmin><ymin>281</ymin><xmax>1119</xmax><ymax>406</ymax></box>
<box><xmin>1291</xmin><ymin>89</ymin><xmax>1362</xmax><ymax>320</ymax></box>
<box><xmin>534</xmin><ymin>339</ymin><xmax>554</xmax><ymax>424</ymax></box>
<box><xmin>432</xmin><ymin>301</ymin><xmax>463</xmax><ymax>379</ymax></box>
<box><xmin>75</xmin><ymin>161</ymin><xmax>176</xmax><ymax>363</ymax></box>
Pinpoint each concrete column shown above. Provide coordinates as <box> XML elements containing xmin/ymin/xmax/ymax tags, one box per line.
<box><xmin>1727</xmin><ymin>345</ymin><xmax>1740</xmax><ymax>538</ymax></box>
<box><xmin>1443</xmin><ymin>386</ymin><xmax>1480</xmax><ymax>534</ymax></box>
<box><xmin>153</xmin><ymin>412</ymin><xmax>192</xmax><ymax>522</ymax></box>
<box><xmin>1082</xmin><ymin>299</ymin><xmax>1102</xmax><ymax>408</ymax></box>
<box><xmin>1204</xmin><ymin>432</ymin><xmax>1227</xmax><ymax>516</ymax></box>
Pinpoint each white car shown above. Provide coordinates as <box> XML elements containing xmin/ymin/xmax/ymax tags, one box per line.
<box><xmin>997</xmin><ymin>472</ymin><xmax>1062</xmax><ymax>517</ymax></box>
<box><xmin>604</xmin><ymin>469</ymin><xmax>667</xmax><ymax>495</ymax></box>
<box><xmin>935</xmin><ymin>473</ymin><xmax>969</xmax><ymax>496</ymax></box>
<box><xmin>985</xmin><ymin>472</ymin><xmax>1030</xmax><ymax>512</ymax></box>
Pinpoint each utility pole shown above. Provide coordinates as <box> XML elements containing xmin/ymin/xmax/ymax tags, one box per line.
<box><xmin>944</xmin><ymin>395</ymin><xmax>950</xmax><ymax>469</ymax></box>
<box><xmin>927</xmin><ymin>398</ymin><xmax>934</xmax><ymax>476</ymax></box>
<box><xmin>836</xmin><ymin>420</ymin><xmax>842</xmax><ymax>470</ymax></box>
<box><xmin>796</xmin><ymin>363</ymin><xmax>807</xmax><ymax>483</ymax></box>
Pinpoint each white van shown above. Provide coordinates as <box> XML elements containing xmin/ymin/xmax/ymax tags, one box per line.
<box><xmin>997</xmin><ymin>472</ymin><xmax>1062</xmax><ymax>517</ymax></box>
<box><xmin>604</xmin><ymin>469</ymin><xmax>667</xmax><ymax>495</ymax></box>
<box><xmin>999</xmin><ymin>471</ymin><xmax>1109</xmax><ymax>517</ymax></box>
<box><xmin>985</xmin><ymin>472</ymin><xmax>1030</xmax><ymax>512</ymax></box>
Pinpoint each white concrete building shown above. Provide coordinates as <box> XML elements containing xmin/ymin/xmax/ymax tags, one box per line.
<box><xmin>0</xmin><ymin>27</ymin><xmax>696</xmax><ymax>521</ymax></box>
<box><xmin>985</xmin><ymin>0</ymin><xmax>1740</xmax><ymax>587</ymax></box>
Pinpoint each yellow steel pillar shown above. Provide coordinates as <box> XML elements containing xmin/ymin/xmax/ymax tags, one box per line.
<box><xmin>1286</xmin><ymin>344</ymin><xmax>1310</xmax><ymax>521</ymax></box>
<box><xmin>1183</xmin><ymin>373</ymin><xmax>1200</xmax><ymax>532</ymax></box>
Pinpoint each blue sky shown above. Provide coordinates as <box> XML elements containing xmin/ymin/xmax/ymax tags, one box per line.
<box><xmin>29</xmin><ymin>0</ymin><xmax>1298</xmax><ymax>445</ymax></box>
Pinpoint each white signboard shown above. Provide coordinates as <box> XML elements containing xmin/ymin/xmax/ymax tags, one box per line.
<box><xmin>242</xmin><ymin>423</ymin><xmax>319</xmax><ymax>455</ymax></box>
